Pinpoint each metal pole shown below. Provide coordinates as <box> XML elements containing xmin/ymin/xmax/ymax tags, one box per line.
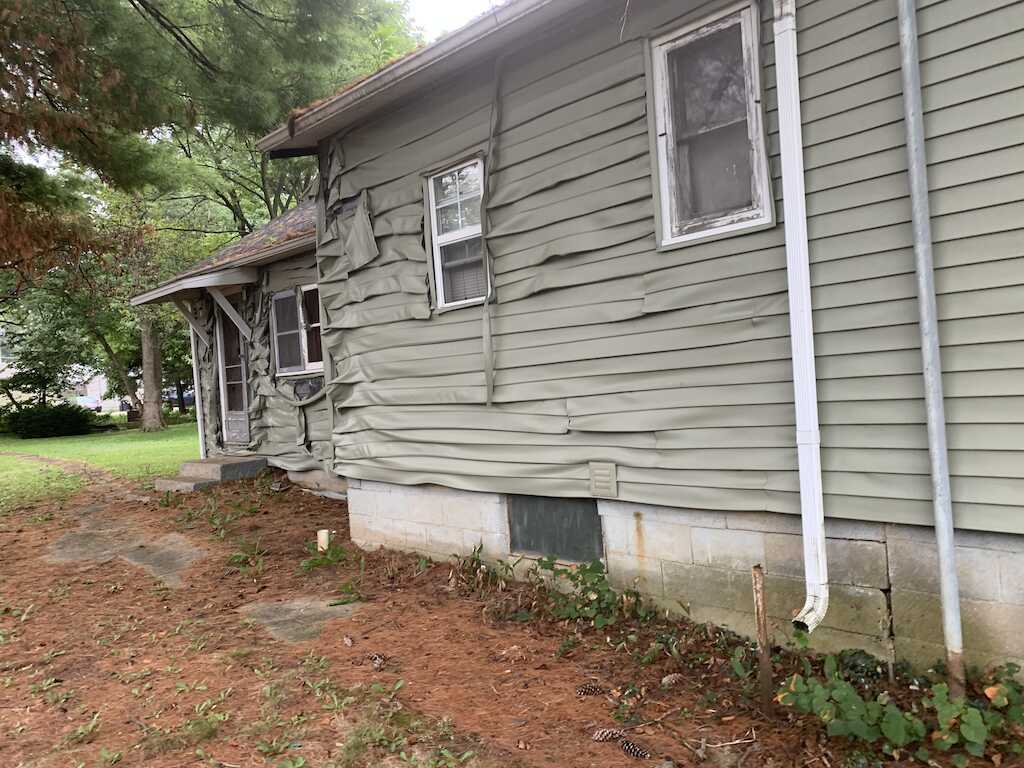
<box><xmin>896</xmin><ymin>0</ymin><xmax>965</xmax><ymax>699</ymax></box>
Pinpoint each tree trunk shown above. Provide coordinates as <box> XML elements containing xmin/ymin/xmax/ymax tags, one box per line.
<box><xmin>87</xmin><ymin>322</ymin><xmax>142</xmax><ymax>411</ymax></box>
<box><xmin>140</xmin><ymin>316</ymin><xmax>164</xmax><ymax>432</ymax></box>
<box><xmin>175</xmin><ymin>378</ymin><xmax>186</xmax><ymax>414</ymax></box>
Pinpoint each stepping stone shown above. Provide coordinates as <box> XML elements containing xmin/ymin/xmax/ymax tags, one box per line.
<box><xmin>119</xmin><ymin>534</ymin><xmax>204</xmax><ymax>588</ymax></box>
<box><xmin>237</xmin><ymin>597</ymin><xmax>362</xmax><ymax>643</ymax></box>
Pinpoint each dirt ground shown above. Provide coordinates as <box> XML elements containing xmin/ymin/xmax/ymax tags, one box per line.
<box><xmin>0</xmin><ymin>464</ymin><xmax>978</xmax><ymax>768</ymax></box>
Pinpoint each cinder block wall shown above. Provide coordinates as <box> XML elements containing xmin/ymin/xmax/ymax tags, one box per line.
<box><xmin>346</xmin><ymin>479</ymin><xmax>1024</xmax><ymax>671</ymax></box>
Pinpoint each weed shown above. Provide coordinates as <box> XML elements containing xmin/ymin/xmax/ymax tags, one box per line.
<box><xmin>778</xmin><ymin>658</ymin><xmax>1024</xmax><ymax>763</ymax></box>
<box><xmin>227</xmin><ymin>537</ymin><xmax>268</xmax><ymax>581</ymax></box>
<box><xmin>65</xmin><ymin>712</ymin><xmax>100</xmax><ymax>744</ymax></box>
<box><xmin>99</xmin><ymin>747</ymin><xmax>122</xmax><ymax>765</ymax></box>
<box><xmin>301</xmin><ymin>539</ymin><xmax>349</xmax><ymax>571</ymax></box>
<box><xmin>555</xmin><ymin>635</ymin><xmax>580</xmax><ymax>659</ymax></box>
<box><xmin>257</xmin><ymin>734</ymin><xmax>299</xmax><ymax>757</ymax></box>
<box><xmin>534</xmin><ymin>558</ymin><xmax>648</xmax><ymax>629</ymax></box>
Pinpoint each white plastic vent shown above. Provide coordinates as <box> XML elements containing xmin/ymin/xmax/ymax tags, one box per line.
<box><xmin>589</xmin><ymin>462</ymin><xmax>618</xmax><ymax>498</ymax></box>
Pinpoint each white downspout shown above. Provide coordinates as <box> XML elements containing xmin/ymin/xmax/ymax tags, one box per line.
<box><xmin>189</xmin><ymin>328</ymin><xmax>208</xmax><ymax>460</ymax></box>
<box><xmin>773</xmin><ymin>0</ymin><xmax>829</xmax><ymax>633</ymax></box>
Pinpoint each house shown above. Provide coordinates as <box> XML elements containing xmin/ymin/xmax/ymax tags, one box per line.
<box><xmin>134</xmin><ymin>0</ymin><xmax>1024</xmax><ymax>677</ymax></box>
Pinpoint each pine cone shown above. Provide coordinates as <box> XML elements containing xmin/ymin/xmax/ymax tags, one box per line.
<box><xmin>661</xmin><ymin>672</ymin><xmax>685</xmax><ymax>688</ymax></box>
<box><xmin>575</xmin><ymin>682</ymin><xmax>607</xmax><ymax>697</ymax></box>
<box><xmin>591</xmin><ymin>727</ymin><xmax>625</xmax><ymax>743</ymax></box>
<box><xmin>369</xmin><ymin>653</ymin><xmax>387</xmax><ymax>671</ymax></box>
<box><xmin>619</xmin><ymin>739</ymin><xmax>652</xmax><ymax>760</ymax></box>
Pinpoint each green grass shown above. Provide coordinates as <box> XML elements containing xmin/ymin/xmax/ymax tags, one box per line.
<box><xmin>0</xmin><ymin>454</ymin><xmax>84</xmax><ymax>514</ymax></box>
<box><xmin>0</xmin><ymin>423</ymin><xmax>199</xmax><ymax>480</ymax></box>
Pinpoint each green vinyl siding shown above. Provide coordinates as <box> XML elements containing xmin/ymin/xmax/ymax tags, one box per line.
<box><xmin>301</xmin><ymin>0</ymin><xmax>1024</xmax><ymax>533</ymax></box>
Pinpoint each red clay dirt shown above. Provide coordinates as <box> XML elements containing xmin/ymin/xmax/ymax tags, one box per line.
<box><xmin>0</xmin><ymin>469</ymin><xmax>951</xmax><ymax>767</ymax></box>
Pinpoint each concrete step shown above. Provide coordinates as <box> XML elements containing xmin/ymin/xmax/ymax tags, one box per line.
<box><xmin>154</xmin><ymin>476</ymin><xmax>219</xmax><ymax>493</ymax></box>
<box><xmin>178</xmin><ymin>456</ymin><xmax>268</xmax><ymax>482</ymax></box>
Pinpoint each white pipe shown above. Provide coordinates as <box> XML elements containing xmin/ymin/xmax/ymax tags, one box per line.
<box><xmin>189</xmin><ymin>328</ymin><xmax>208</xmax><ymax>460</ymax></box>
<box><xmin>773</xmin><ymin>0</ymin><xmax>829</xmax><ymax>633</ymax></box>
<box><xmin>317</xmin><ymin>529</ymin><xmax>332</xmax><ymax>553</ymax></box>
<box><xmin>896</xmin><ymin>0</ymin><xmax>965</xmax><ymax>698</ymax></box>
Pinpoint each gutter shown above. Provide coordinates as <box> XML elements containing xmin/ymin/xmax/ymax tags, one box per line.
<box><xmin>897</xmin><ymin>0</ymin><xmax>965</xmax><ymax>699</ymax></box>
<box><xmin>773</xmin><ymin>0</ymin><xmax>829</xmax><ymax>633</ymax></box>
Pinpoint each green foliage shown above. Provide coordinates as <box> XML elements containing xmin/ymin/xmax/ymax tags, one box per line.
<box><xmin>6</xmin><ymin>403</ymin><xmax>95</xmax><ymax>438</ymax></box>
<box><xmin>534</xmin><ymin>557</ymin><xmax>648</xmax><ymax>630</ymax></box>
<box><xmin>301</xmin><ymin>540</ymin><xmax>350</xmax><ymax>571</ymax></box>
<box><xmin>227</xmin><ymin>538</ymin><xmax>268</xmax><ymax>580</ymax></box>
<box><xmin>778</xmin><ymin>658</ymin><xmax>1024</xmax><ymax>761</ymax></box>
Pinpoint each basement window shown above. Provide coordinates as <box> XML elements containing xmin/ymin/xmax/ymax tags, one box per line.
<box><xmin>650</xmin><ymin>2</ymin><xmax>773</xmax><ymax>248</ymax></box>
<box><xmin>271</xmin><ymin>285</ymin><xmax>323</xmax><ymax>375</ymax></box>
<box><xmin>426</xmin><ymin>159</ymin><xmax>488</xmax><ymax>309</ymax></box>
<box><xmin>508</xmin><ymin>495</ymin><xmax>604</xmax><ymax>563</ymax></box>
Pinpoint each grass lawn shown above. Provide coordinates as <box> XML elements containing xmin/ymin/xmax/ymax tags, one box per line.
<box><xmin>0</xmin><ymin>422</ymin><xmax>199</xmax><ymax>482</ymax></box>
<box><xmin>0</xmin><ymin>454</ymin><xmax>84</xmax><ymax>514</ymax></box>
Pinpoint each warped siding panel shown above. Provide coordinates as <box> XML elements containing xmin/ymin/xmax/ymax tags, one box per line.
<box><xmin>297</xmin><ymin>0</ymin><xmax>1024</xmax><ymax>532</ymax></box>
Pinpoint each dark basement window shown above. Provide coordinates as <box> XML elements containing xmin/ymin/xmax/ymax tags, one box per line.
<box><xmin>508</xmin><ymin>495</ymin><xmax>604</xmax><ymax>563</ymax></box>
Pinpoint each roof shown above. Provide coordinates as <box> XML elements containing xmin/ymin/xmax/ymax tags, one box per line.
<box><xmin>258</xmin><ymin>0</ymin><xmax>590</xmax><ymax>155</ymax></box>
<box><xmin>132</xmin><ymin>200</ymin><xmax>316</xmax><ymax>306</ymax></box>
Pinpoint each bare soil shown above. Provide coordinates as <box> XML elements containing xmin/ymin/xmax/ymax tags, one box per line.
<box><xmin>0</xmin><ymin>467</ymin><xmax>983</xmax><ymax>767</ymax></box>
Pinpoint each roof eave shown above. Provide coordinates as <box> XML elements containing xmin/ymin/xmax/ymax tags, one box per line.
<box><xmin>257</xmin><ymin>0</ymin><xmax>568</xmax><ymax>153</ymax></box>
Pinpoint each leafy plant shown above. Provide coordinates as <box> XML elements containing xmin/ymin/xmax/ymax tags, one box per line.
<box><xmin>301</xmin><ymin>540</ymin><xmax>349</xmax><ymax>571</ymax></box>
<box><xmin>778</xmin><ymin>657</ymin><xmax>1024</xmax><ymax>762</ymax></box>
<box><xmin>227</xmin><ymin>537</ymin><xmax>268</xmax><ymax>580</ymax></box>
<box><xmin>534</xmin><ymin>557</ymin><xmax>647</xmax><ymax>629</ymax></box>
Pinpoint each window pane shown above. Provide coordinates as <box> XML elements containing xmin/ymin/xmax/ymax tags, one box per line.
<box><xmin>456</xmin><ymin>163</ymin><xmax>481</xmax><ymax>197</ymax></box>
<box><xmin>306</xmin><ymin>329</ymin><xmax>323</xmax><ymax>364</ymax></box>
<box><xmin>681</xmin><ymin>121</ymin><xmax>752</xmax><ymax>219</ymax></box>
<box><xmin>274</xmin><ymin>295</ymin><xmax>300</xmax><ymax>333</ymax></box>
<box><xmin>302</xmin><ymin>288</ymin><xmax>320</xmax><ymax>326</ymax></box>
<box><xmin>433</xmin><ymin>172</ymin><xmax>458</xmax><ymax>205</ymax></box>
<box><xmin>226</xmin><ymin>383</ymin><xmax>245</xmax><ymax>412</ymax></box>
<box><xmin>669</xmin><ymin>24</ymin><xmax>747</xmax><ymax>136</ymax></box>
<box><xmin>440</xmin><ymin>238</ymin><xmax>486</xmax><ymax>303</ymax></box>
<box><xmin>460</xmin><ymin>194</ymin><xmax>481</xmax><ymax>229</ymax></box>
<box><xmin>277</xmin><ymin>330</ymin><xmax>303</xmax><ymax>370</ymax></box>
<box><xmin>436</xmin><ymin>202</ymin><xmax>461</xmax><ymax>234</ymax></box>
<box><xmin>222</xmin><ymin>322</ymin><xmax>242</xmax><ymax>365</ymax></box>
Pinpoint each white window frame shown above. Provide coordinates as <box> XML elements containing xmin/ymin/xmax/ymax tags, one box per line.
<box><xmin>426</xmin><ymin>158</ymin><xmax>488</xmax><ymax>309</ymax></box>
<box><xmin>270</xmin><ymin>284</ymin><xmax>324</xmax><ymax>377</ymax></box>
<box><xmin>650</xmin><ymin>1</ymin><xmax>773</xmax><ymax>249</ymax></box>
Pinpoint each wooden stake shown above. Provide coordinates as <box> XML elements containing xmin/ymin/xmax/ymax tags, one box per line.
<box><xmin>751</xmin><ymin>564</ymin><xmax>773</xmax><ymax>710</ymax></box>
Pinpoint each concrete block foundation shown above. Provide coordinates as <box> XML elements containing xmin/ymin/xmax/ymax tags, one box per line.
<box><xmin>344</xmin><ymin>479</ymin><xmax>1024</xmax><ymax>670</ymax></box>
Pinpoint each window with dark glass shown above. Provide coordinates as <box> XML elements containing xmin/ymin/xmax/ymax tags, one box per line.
<box><xmin>651</xmin><ymin>3</ymin><xmax>772</xmax><ymax>247</ymax></box>
<box><xmin>272</xmin><ymin>286</ymin><xmax>323</xmax><ymax>374</ymax></box>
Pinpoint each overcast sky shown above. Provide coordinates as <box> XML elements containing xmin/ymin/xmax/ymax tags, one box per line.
<box><xmin>407</xmin><ymin>0</ymin><xmax>502</xmax><ymax>41</ymax></box>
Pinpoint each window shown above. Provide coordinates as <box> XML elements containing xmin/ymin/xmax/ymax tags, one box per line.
<box><xmin>508</xmin><ymin>496</ymin><xmax>604</xmax><ymax>563</ymax></box>
<box><xmin>427</xmin><ymin>159</ymin><xmax>488</xmax><ymax>308</ymax></box>
<box><xmin>651</xmin><ymin>3</ymin><xmax>772</xmax><ymax>247</ymax></box>
<box><xmin>272</xmin><ymin>285</ymin><xmax>323</xmax><ymax>375</ymax></box>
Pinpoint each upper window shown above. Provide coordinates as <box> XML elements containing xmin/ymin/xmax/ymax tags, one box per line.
<box><xmin>651</xmin><ymin>3</ymin><xmax>772</xmax><ymax>248</ymax></box>
<box><xmin>272</xmin><ymin>285</ymin><xmax>323</xmax><ymax>375</ymax></box>
<box><xmin>427</xmin><ymin>159</ymin><xmax>488</xmax><ymax>308</ymax></box>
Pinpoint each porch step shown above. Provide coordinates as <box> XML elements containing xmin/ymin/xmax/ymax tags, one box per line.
<box><xmin>178</xmin><ymin>456</ymin><xmax>268</xmax><ymax>482</ymax></box>
<box><xmin>154</xmin><ymin>476</ymin><xmax>219</xmax><ymax>493</ymax></box>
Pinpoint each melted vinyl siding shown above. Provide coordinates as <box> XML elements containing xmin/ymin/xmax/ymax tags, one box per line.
<box><xmin>313</xmin><ymin>0</ymin><xmax>1024</xmax><ymax>533</ymax></box>
<box><xmin>801</xmin><ymin>0</ymin><xmax>1024</xmax><ymax>532</ymax></box>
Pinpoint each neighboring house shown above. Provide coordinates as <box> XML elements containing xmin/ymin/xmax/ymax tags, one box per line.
<box><xmin>135</xmin><ymin>0</ymin><xmax>1024</xmax><ymax>673</ymax></box>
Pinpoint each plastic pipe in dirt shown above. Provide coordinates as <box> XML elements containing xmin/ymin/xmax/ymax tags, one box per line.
<box><xmin>773</xmin><ymin>0</ymin><xmax>829</xmax><ymax>634</ymax></box>
<box><xmin>896</xmin><ymin>0</ymin><xmax>965</xmax><ymax>699</ymax></box>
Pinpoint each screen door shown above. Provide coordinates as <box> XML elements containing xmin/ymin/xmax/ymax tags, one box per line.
<box><xmin>217</xmin><ymin>303</ymin><xmax>250</xmax><ymax>446</ymax></box>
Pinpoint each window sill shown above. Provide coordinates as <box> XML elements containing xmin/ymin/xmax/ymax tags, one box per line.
<box><xmin>434</xmin><ymin>296</ymin><xmax>487</xmax><ymax>314</ymax></box>
<box><xmin>656</xmin><ymin>211</ymin><xmax>776</xmax><ymax>252</ymax></box>
<box><xmin>276</xmin><ymin>367</ymin><xmax>324</xmax><ymax>379</ymax></box>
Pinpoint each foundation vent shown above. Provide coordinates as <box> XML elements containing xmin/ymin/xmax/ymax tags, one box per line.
<box><xmin>589</xmin><ymin>462</ymin><xmax>618</xmax><ymax>498</ymax></box>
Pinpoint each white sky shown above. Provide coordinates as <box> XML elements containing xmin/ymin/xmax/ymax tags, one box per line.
<box><xmin>407</xmin><ymin>0</ymin><xmax>502</xmax><ymax>41</ymax></box>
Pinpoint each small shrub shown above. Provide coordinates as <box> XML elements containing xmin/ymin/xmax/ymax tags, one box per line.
<box><xmin>301</xmin><ymin>540</ymin><xmax>349</xmax><ymax>571</ymax></box>
<box><xmin>534</xmin><ymin>557</ymin><xmax>648</xmax><ymax>629</ymax></box>
<box><xmin>6</xmin><ymin>403</ymin><xmax>95</xmax><ymax>438</ymax></box>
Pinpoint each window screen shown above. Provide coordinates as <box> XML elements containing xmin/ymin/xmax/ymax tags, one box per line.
<box><xmin>652</xmin><ymin>5</ymin><xmax>771</xmax><ymax>246</ymax></box>
<box><xmin>508</xmin><ymin>495</ymin><xmax>604</xmax><ymax>563</ymax></box>
<box><xmin>428</xmin><ymin>159</ymin><xmax>487</xmax><ymax>307</ymax></box>
<box><xmin>302</xmin><ymin>287</ymin><xmax>323</xmax><ymax>364</ymax></box>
